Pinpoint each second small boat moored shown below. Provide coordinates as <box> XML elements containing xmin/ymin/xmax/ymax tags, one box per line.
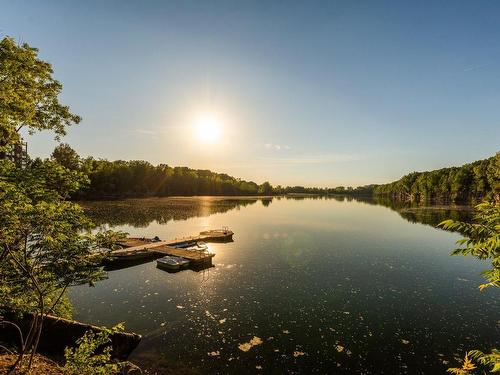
<box><xmin>156</xmin><ymin>255</ymin><xmax>190</xmax><ymax>271</ymax></box>
<box><xmin>172</xmin><ymin>256</ymin><xmax>190</xmax><ymax>268</ymax></box>
<box><xmin>156</xmin><ymin>256</ymin><xmax>180</xmax><ymax>271</ymax></box>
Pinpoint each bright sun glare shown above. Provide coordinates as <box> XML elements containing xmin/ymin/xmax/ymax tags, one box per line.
<box><xmin>194</xmin><ymin>114</ymin><xmax>222</xmax><ymax>143</ymax></box>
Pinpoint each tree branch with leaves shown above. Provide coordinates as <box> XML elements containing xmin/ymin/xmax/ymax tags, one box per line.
<box><xmin>439</xmin><ymin>202</ymin><xmax>500</xmax><ymax>373</ymax></box>
<box><xmin>0</xmin><ymin>36</ymin><xmax>81</xmax><ymax>154</ymax></box>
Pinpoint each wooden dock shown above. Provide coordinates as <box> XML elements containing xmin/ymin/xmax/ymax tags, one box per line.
<box><xmin>109</xmin><ymin>229</ymin><xmax>233</xmax><ymax>265</ymax></box>
<box><xmin>110</xmin><ymin>242</ymin><xmax>215</xmax><ymax>264</ymax></box>
<box><xmin>117</xmin><ymin>228</ymin><xmax>233</xmax><ymax>248</ymax></box>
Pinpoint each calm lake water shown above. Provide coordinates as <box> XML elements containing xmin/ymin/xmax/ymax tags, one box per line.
<box><xmin>72</xmin><ymin>196</ymin><xmax>499</xmax><ymax>374</ymax></box>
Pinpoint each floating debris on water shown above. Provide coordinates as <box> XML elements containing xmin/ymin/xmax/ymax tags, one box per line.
<box><xmin>238</xmin><ymin>336</ymin><xmax>263</xmax><ymax>352</ymax></box>
<box><xmin>293</xmin><ymin>351</ymin><xmax>306</xmax><ymax>357</ymax></box>
<box><xmin>335</xmin><ymin>345</ymin><xmax>344</xmax><ymax>353</ymax></box>
<box><xmin>401</xmin><ymin>339</ymin><xmax>410</xmax><ymax>345</ymax></box>
<box><xmin>208</xmin><ymin>351</ymin><xmax>220</xmax><ymax>357</ymax></box>
<box><xmin>238</xmin><ymin>343</ymin><xmax>252</xmax><ymax>352</ymax></box>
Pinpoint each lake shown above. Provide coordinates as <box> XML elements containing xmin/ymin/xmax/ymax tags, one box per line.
<box><xmin>72</xmin><ymin>196</ymin><xmax>499</xmax><ymax>374</ymax></box>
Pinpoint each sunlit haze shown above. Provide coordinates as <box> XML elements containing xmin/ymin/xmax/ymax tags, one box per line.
<box><xmin>2</xmin><ymin>1</ymin><xmax>499</xmax><ymax>187</ymax></box>
<box><xmin>193</xmin><ymin>114</ymin><xmax>222</xmax><ymax>144</ymax></box>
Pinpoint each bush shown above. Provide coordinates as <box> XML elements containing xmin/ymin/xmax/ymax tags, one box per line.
<box><xmin>63</xmin><ymin>324</ymin><xmax>126</xmax><ymax>375</ymax></box>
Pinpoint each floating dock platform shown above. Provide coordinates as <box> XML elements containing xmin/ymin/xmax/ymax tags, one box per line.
<box><xmin>108</xmin><ymin>229</ymin><xmax>233</xmax><ymax>265</ymax></box>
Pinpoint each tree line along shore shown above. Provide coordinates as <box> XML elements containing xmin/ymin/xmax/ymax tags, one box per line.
<box><xmin>49</xmin><ymin>143</ymin><xmax>498</xmax><ymax>202</ymax></box>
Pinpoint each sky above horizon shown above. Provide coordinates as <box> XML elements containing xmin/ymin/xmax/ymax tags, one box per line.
<box><xmin>1</xmin><ymin>0</ymin><xmax>499</xmax><ymax>187</ymax></box>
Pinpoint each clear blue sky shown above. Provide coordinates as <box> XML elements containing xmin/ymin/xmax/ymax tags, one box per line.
<box><xmin>1</xmin><ymin>0</ymin><xmax>499</xmax><ymax>186</ymax></box>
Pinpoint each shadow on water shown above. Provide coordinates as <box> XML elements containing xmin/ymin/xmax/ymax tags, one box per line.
<box><xmin>105</xmin><ymin>253</ymin><xmax>216</xmax><ymax>273</ymax></box>
<box><xmin>80</xmin><ymin>196</ymin><xmax>262</xmax><ymax>227</ymax></box>
<box><xmin>154</xmin><ymin>261</ymin><xmax>215</xmax><ymax>274</ymax></box>
<box><xmin>103</xmin><ymin>255</ymin><xmax>164</xmax><ymax>271</ymax></box>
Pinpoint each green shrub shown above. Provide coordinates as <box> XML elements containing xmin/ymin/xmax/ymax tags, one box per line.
<box><xmin>63</xmin><ymin>323</ymin><xmax>126</xmax><ymax>375</ymax></box>
<box><xmin>440</xmin><ymin>202</ymin><xmax>500</xmax><ymax>373</ymax></box>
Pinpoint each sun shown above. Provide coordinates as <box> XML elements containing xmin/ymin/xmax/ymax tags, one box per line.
<box><xmin>194</xmin><ymin>114</ymin><xmax>222</xmax><ymax>143</ymax></box>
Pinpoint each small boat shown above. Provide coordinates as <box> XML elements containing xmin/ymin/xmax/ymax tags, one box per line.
<box><xmin>173</xmin><ymin>240</ymin><xmax>197</xmax><ymax>249</ymax></box>
<box><xmin>185</xmin><ymin>242</ymin><xmax>208</xmax><ymax>252</ymax></box>
<box><xmin>170</xmin><ymin>255</ymin><xmax>190</xmax><ymax>268</ymax></box>
<box><xmin>156</xmin><ymin>256</ymin><xmax>181</xmax><ymax>270</ymax></box>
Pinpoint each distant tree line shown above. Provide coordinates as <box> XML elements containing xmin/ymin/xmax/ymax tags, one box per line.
<box><xmin>272</xmin><ymin>184</ymin><xmax>377</xmax><ymax>196</ymax></box>
<box><xmin>50</xmin><ymin>144</ymin><xmax>376</xmax><ymax>199</ymax></box>
<box><xmin>374</xmin><ymin>153</ymin><xmax>499</xmax><ymax>203</ymax></box>
<box><xmin>50</xmin><ymin>144</ymin><xmax>499</xmax><ymax>202</ymax></box>
<box><xmin>51</xmin><ymin>144</ymin><xmax>274</xmax><ymax>198</ymax></box>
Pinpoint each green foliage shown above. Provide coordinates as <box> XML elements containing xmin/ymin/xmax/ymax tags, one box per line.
<box><xmin>0</xmin><ymin>162</ymin><xmax>107</xmax><ymax>307</ymax></box>
<box><xmin>0</xmin><ymin>159</ymin><xmax>127</xmax><ymax>313</ymax></box>
<box><xmin>440</xmin><ymin>203</ymin><xmax>500</xmax><ymax>373</ymax></box>
<box><xmin>0</xmin><ymin>158</ymin><xmax>126</xmax><ymax>372</ymax></box>
<box><xmin>439</xmin><ymin>202</ymin><xmax>500</xmax><ymax>290</ymax></box>
<box><xmin>1</xmin><ymin>157</ymin><xmax>89</xmax><ymax>201</ymax></box>
<box><xmin>469</xmin><ymin>349</ymin><xmax>500</xmax><ymax>372</ymax></box>
<box><xmin>258</xmin><ymin>181</ymin><xmax>273</xmax><ymax>195</ymax></box>
<box><xmin>46</xmin><ymin>144</ymin><xmax>377</xmax><ymax>199</ymax></box>
<box><xmin>448</xmin><ymin>350</ymin><xmax>500</xmax><ymax>374</ymax></box>
<box><xmin>63</xmin><ymin>323</ymin><xmax>126</xmax><ymax>375</ymax></box>
<box><xmin>0</xmin><ymin>36</ymin><xmax>125</xmax><ymax>373</ymax></box>
<box><xmin>0</xmin><ymin>36</ymin><xmax>80</xmax><ymax>152</ymax></box>
<box><xmin>52</xmin><ymin>143</ymin><xmax>81</xmax><ymax>170</ymax></box>
<box><xmin>374</xmin><ymin>153</ymin><xmax>499</xmax><ymax>202</ymax></box>
<box><xmin>50</xmin><ymin>292</ymin><xmax>74</xmax><ymax>319</ymax></box>
<box><xmin>273</xmin><ymin>184</ymin><xmax>376</xmax><ymax>196</ymax></box>
<box><xmin>95</xmin><ymin>230</ymin><xmax>129</xmax><ymax>250</ymax></box>
<box><xmin>77</xmin><ymin>158</ymin><xmax>264</xmax><ymax>198</ymax></box>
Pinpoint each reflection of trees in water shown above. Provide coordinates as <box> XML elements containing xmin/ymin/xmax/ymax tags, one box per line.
<box><xmin>81</xmin><ymin>195</ymin><xmax>473</xmax><ymax>230</ymax></box>
<box><xmin>283</xmin><ymin>194</ymin><xmax>346</xmax><ymax>202</ymax></box>
<box><xmin>81</xmin><ymin>197</ymin><xmax>260</xmax><ymax>227</ymax></box>
<box><xmin>352</xmin><ymin>195</ymin><xmax>474</xmax><ymax>228</ymax></box>
<box><xmin>282</xmin><ymin>195</ymin><xmax>474</xmax><ymax>229</ymax></box>
<box><xmin>261</xmin><ymin>198</ymin><xmax>273</xmax><ymax>207</ymax></box>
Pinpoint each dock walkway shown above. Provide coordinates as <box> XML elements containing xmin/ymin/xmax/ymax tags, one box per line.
<box><xmin>109</xmin><ymin>229</ymin><xmax>233</xmax><ymax>265</ymax></box>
